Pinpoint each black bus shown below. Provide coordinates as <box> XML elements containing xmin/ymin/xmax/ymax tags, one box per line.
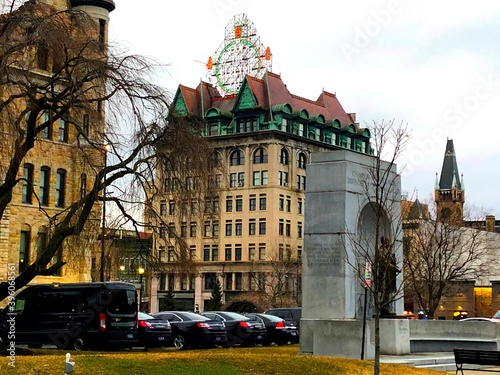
<box><xmin>0</xmin><ymin>282</ymin><xmax>138</xmax><ymax>350</ymax></box>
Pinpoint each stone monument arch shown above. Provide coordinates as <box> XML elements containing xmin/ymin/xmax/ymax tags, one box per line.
<box><xmin>301</xmin><ymin>150</ymin><xmax>406</xmax><ymax>359</ymax></box>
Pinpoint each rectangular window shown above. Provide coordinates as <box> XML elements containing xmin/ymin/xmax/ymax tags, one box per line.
<box><xmin>259</xmin><ymin>196</ymin><xmax>266</xmax><ymax>210</ymax></box>
<box><xmin>190</xmin><ymin>245</ymin><xmax>196</xmax><ymax>260</ymax></box>
<box><xmin>159</xmin><ymin>273</ymin><xmax>166</xmax><ymax>291</ymax></box>
<box><xmin>99</xmin><ymin>18</ymin><xmax>106</xmax><ymax>45</ymax></box>
<box><xmin>298</xmin><ymin>199</ymin><xmax>303</xmax><ymax>214</ymax></box>
<box><xmin>235</xmin><ymin>273</ymin><xmax>242</xmax><ymax>290</ymax></box>
<box><xmin>235</xmin><ymin>221</ymin><xmax>242</xmax><ymax>236</ymax></box>
<box><xmin>55</xmin><ymin>169</ymin><xmax>66</xmax><ymax>207</ymax></box>
<box><xmin>41</xmin><ymin>111</ymin><xmax>51</xmax><ymax>140</ymax></box>
<box><xmin>159</xmin><ymin>249</ymin><xmax>166</xmax><ymax>262</ymax></box>
<box><xmin>216</xmin><ymin>174</ymin><xmax>222</xmax><ymax>188</ymax></box>
<box><xmin>212</xmin><ymin>222</ymin><xmax>219</xmax><ymax>237</ymax></box>
<box><xmin>168</xmin><ymin>247</ymin><xmax>175</xmax><ymax>262</ymax></box>
<box><xmin>298</xmin><ymin>222</ymin><xmax>303</xmax><ymax>238</ymax></box>
<box><xmin>238</xmin><ymin>172</ymin><xmax>245</xmax><ymax>187</ymax></box>
<box><xmin>249</xmin><ymin>245</ymin><xmax>255</xmax><ymax>261</ymax></box>
<box><xmin>286</xmin><ymin>222</ymin><xmax>291</xmax><ymax>237</ymax></box>
<box><xmin>159</xmin><ymin>227</ymin><xmax>166</xmax><ymax>239</ymax></box>
<box><xmin>235</xmin><ymin>246</ymin><xmax>242</xmax><ymax>261</ymax></box>
<box><xmin>279</xmin><ymin>197</ymin><xmax>284</xmax><ymax>211</ymax></box>
<box><xmin>204</xmin><ymin>246</ymin><xmax>210</xmax><ymax>261</ymax></box>
<box><xmin>259</xmin><ymin>219</ymin><xmax>266</xmax><ymax>235</ymax></box>
<box><xmin>36</xmin><ymin>232</ymin><xmax>47</xmax><ymax>258</ymax></box>
<box><xmin>181</xmin><ymin>223</ymin><xmax>187</xmax><ymax>238</ymax></box>
<box><xmin>204</xmin><ymin>222</ymin><xmax>211</xmax><ymax>237</ymax></box>
<box><xmin>168</xmin><ymin>223</ymin><xmax>175</xmax><ymax>238</ymax></box>
<box><xmin>22</xmin><ymin>164</ymin><xmax>33</xmax><ymax>204</ymax></box>
<box><xmin>82</xmin><ymin>114</ymin><xmax>89</xmax><ymax>137</ymax></box>
<box><xmin>225</xmin><ymin>221</ymin><xmax>232</xmax><ymax>236</ymax></box>
<box><xmin>225</xmin><ymin>273</ymin><xmax>233</xmax><ymax>290</ymax></box>
<box><xmin>253</xmin><ymin>171</ymin><xmax>260</xmax><ymax>186</ymax></box>
<box><xmin>181</xmin><ymin>276</ymin><xmax>188</xmax><ymax>291</ymax></box>
<box><xmin>301</xmin><ymin>176</ymin><xmax>306</xmax><ymax>190</ymax></box>
<box><xmin>225</xmin><ymin>246</ymin><xmax>232</xmax><ymax>261</ymax></box>
<box><xmin>249</xmin><ymin>220</ymin><xmax>256</xmax><ymax>235</ymax></box>
<box><xmin>58</xmin><ymin>119</ymin><xmax>68</xmax><ymax>142</ymax></box>
<box><xmin>19</xmin><ymin>230</ymin><xmax>30</xmax><ymax>273</ymax></box>
<box><xmin>213</xmin><ymin>200</ymin><xmax>220</xmax><ymax>213</ymax></box>
<box><xmin>204</xmin><ymin>199</ymin><xmax>211</xmax><ymax>214</ymax></box>
<box><xmin>191</xmin><ymin>200</ymin><xmax>198</xmax><ymax>214</ymax></box>
<box><xmin>212</xmin><ymin>246</ymin><xmax>218</xmax><ymax>261</ymax></box>
<box><xmin>286</xmin><ymin>198</ymin><xmax>291</xmax><ymax>212</ymax></box>
<box><xmin>230</xmin><ymin>173</ymin><xmax>237</xmax><ymax>188</ymax></box>
<box><xmin>296</xmin><ymin>175</ymin><xmax>301</xmax><ymax>190</ymax></box>
<box><xmin>40</xmin><ymin>166</ymin><xmax>50</xmax><ymax>206</ymax></box>
<box><xmin>279</xmin><ymin>220</ymin><xmax>284</xmax><ymax>236</ymax></box>
<box><xmin>226</xmin><ymin>197</ymin><xmax>233</xmax><ymax>212</ymax></box>
<box><xmin>236</xmin><ymin>198</ymin><xmax>243</xmax><ymax>212</ymax></box>
<box><xmin>261</xmin><ymin>171</ymin><xmax>268</xmax><ymax>185</ymax></box>
<box><xmin>204</xmin><ymin>273</ymin><xmax>216</xmax><ymax>289</ymax></box>
<box><xmin>259</xmin><ymin>244</ymin><xmax>266</xmax><ymax>261</ymax></box>
<box><xmin>169</xmin><ymin>200</ymin><xmax>175</xmax><ymax>215</ymax></box>
<box><xmin>168</xmin><ymin>275</ymin><xmax>175</xmax><ymax>291</ymax></box>
<box><xmin>190</xmin><ymin>223</ymin><xmax>197</xmax><ymax>237</ymax></box>
<box><xmin>210</xmin><ymin>123</ymin><xmax>218</xmax><ymax>136</ymax></box>
<box><xmin>249</xmin><ymin>197</ymin><xmax>256</xmax><ymax>211</ymax></box>
<box><xmin>160</xmin><ymin>201</ymin><xmax>167</xmax><ymax>216</ymax></box>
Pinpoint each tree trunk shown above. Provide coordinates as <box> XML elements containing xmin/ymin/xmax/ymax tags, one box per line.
<box><xmin>374</xmin><ymin>296</ymin><xmax>380</xmax><ymax>375</ymax></box>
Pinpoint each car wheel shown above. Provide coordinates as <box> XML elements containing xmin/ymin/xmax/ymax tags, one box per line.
<box><xmin>72</xmin><ymin>335</ymin><xmax>88</xmax><ymax>351</ymax></box>
<box><xmin>173</xmin><ymin>334</ymin><xmax>188</xmax><ymax>350</ymax></box>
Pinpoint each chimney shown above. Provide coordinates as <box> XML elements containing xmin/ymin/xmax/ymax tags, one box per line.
<box><xmin>486</xmin><ymin>215</ymin><xmax>496</xmax><ymax>232</ymax></box>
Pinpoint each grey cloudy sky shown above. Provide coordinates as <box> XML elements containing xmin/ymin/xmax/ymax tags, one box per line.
<box><xmin>109</xmin><ymin>0</ymin><xmax>500</xmax><ymax>216</ymax></box>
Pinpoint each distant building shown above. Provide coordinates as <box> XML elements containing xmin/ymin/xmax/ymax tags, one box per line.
<box><xmin>403</xmin><ymin>139</ymin><xmax>500</xmax><ymax>319</ymax></box>
<box><xmin>148</xmin><ymin>14</ymin><xmax>373</xmax><ymax>313</ymax></box>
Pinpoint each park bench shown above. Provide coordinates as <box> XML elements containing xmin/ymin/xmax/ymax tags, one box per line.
<box><xmin>454</xmin><ymin>349</ymin><xmax>500</xmax><ymax>374</ymax></box>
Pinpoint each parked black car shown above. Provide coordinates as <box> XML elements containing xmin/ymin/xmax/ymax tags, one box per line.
<box><xmin>0</xmin><ymin>282</ymin><xmax>138</xmax><ymax>350</ymax></box>
<box><xmin>151</xmin><ymin>311</ymin><xmax>226</xmax><ymax>350</ymax></box>
<box><xmin>245</xmin><ymin>313</ymin><xmax>298</xmax><ymax>345</ymax></box>
<box><xmin>201</xmin><ymin>311</ymin><xmax>267</xmax><ymax>347</ymax></box>
<box><xmin>137</xmin><ymin>312</ymin><xmax>172</xmax><ymax>348</ymax></box>
<box><xmin>265</xmin><ymin>307</ymin><xmax>302</xmax><ymax>332</ymax></box>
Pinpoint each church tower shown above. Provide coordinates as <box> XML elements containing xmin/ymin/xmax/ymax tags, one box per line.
<box><xmin>435</xmin><ymin>139</ymin><xmax>465</xmax><ymax>223</ymax></box>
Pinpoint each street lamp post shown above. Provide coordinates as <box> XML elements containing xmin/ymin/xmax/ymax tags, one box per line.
<box><xmin>119</xmin><ymin>265</ymin><xmax>125</xmax><ymax>281</ymax></box>
<box><xmin>138</xmin><ymin>267</ymin><xmax>145</xmax><ymax>311</ymax></box>
<box><xmin>100</xmin><ymin>144</ymin><xmax>110</xmax><ymax>282</ymax></box>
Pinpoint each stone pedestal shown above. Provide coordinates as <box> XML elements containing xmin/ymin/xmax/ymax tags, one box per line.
<box><xmin>380</xmin><ymin>319</ymin><xmax>410</xmax><ymax>355</ymax></box>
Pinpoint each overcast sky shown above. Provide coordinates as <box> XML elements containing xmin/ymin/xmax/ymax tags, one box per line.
<box><xmin>109</xmin><ymin>0</ymin><xmax>500</xmax><ymax>217</ymax></box>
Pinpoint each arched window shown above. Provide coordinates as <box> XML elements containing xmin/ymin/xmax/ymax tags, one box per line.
<box><xmin>253</xmin><ymin>147</ymin><xmax>268</xmax><ymax>164</ymax></box>
<box><xmin>230</xmin><ymin>150</ymin><xmax>245</xmax><ymax>166</ymax></box>
<box><xmin>297</xmin><ymin>153</ymin><xmax>307</xmax><ymax>169</ymax></box>
<box><xmin>279</xmin><ymin>148</ymin><xmax>289</xmax><ymax>165</ymax></box>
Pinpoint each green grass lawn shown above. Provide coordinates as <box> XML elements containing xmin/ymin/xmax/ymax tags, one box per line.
<box><xmin>0</xmin><ymin>345</ymin><xmax>446</xmax><ymax>375</ymax></box>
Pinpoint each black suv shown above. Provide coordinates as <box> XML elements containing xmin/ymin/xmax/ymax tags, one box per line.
<box><xmin>0</xmin><ymin>282</ymin><xmax>138</xmax><ymax>350</ymax></box>
<box><xmin>265</xmin><ymin>307</ymin><xmax>302</xmax><ymax>331</ymax></box>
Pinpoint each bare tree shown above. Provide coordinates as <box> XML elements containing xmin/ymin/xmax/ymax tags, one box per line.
<box><xmin>403</xmin><ymin>202</ymin><xmax>497</xmax><ymax>319</ymax></box>
<box><xmin>0</xmin><ymin>1</ymin><xmax>214</xmax><ymax>300</ymax></box>
<box><xmin>247</xmin><ymin>241</ymin><xmax>302</xmax><ymax>310</ymax></box>
<box><xmin>345</xmin><ymin>119</ymin><xmax>409</xmax><ymax>375</ymax></box>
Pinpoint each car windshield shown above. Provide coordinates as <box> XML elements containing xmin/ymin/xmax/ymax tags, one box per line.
<box><xmin>221</xmin><ymin>312</ymin><xmax>249</xmax><ymax>321</ymax></box>
<box><xmin>138</xmin><ymin>312</ymin><xmax>154</xmax><ymax>320</ymax></box>
<box><xmin>494</xmin><ymin>311</ymin><xmax>500</xmax><ymax>318</ymax></box>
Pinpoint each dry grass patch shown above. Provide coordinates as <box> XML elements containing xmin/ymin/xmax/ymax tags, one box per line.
<box><xmin>0</xmin><ymin>345</ymin><xmax>446</xmax><ymax>374</ymax></box>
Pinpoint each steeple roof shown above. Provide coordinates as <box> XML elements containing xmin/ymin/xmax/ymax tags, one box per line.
<box><xmin>407</xmin><ymin>199</ymin><xmax>427</xmax><ymax>220</ymax></box>
<box><xmin>438</xmin><ymin>139</ymin><xmax>462</xmax><ymax>191</ymax></box>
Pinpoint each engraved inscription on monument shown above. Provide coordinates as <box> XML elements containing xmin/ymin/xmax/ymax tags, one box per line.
<box><xmin>306</xmin><ymin>244</ymin><xmax>342</xmax><ymax>268</ymax></box>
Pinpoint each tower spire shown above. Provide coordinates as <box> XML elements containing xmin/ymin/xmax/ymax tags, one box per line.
<box><xmin>435</xmin><ymin>139</ymin><xmax>465</xmax><ymax>222</ymax></box>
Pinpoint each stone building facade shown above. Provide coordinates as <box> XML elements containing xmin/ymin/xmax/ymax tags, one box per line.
<box><xmin>0</xmin><ymin>0</ymin><xmax>114</xmax><ymax>293</ymax></box>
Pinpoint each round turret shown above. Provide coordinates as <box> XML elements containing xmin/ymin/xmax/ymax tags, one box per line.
<box><xmin>70</xmin><ymin>0</ymin><xmax>115</xmax><ymax>12</ymax></box>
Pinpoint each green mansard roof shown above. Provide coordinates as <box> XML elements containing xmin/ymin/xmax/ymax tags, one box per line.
<box><xmin>438</xmin><ymin>139</ymin><xmax>463</xmax><ymax>191</ymax></box>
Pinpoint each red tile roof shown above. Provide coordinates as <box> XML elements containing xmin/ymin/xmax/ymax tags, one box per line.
<box><xmin>181</xmin><ymin>72</ymin><xmax>355</xmax><ymax>126</ymax></box>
